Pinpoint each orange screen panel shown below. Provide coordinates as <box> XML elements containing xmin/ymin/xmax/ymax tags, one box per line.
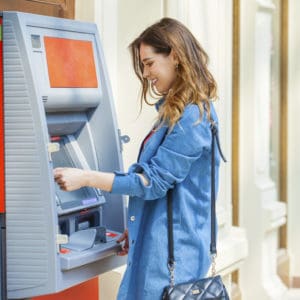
<box><xmin>44</xmin><ymin>37</ymin><xmax>98</xmax><ymax>88</ymax></box>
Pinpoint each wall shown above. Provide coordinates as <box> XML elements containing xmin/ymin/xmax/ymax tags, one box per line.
<box><xmin>74</xmin><ymin>0</ymin><xmax>300</xmax><ymax>299</ymax></box>
<box><xmin>288</xmin><ymin>0</ymin><xmax>300</xmax><ymax>280</ymax></box>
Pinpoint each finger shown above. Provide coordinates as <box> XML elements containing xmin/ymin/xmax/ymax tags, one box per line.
<box><xmin>54</xmin><ymin>175</ymin><xmax>64</xmax><ymax>182</ymax></box>
<box><xmin>53</xmin><ymin>172</ymin><xmax>61</xmax><ymax>179</ymax></box>
<box><xmin>116</xmin><ymin>232</ymin><xmax>127</xmax><ymax>243</ymax></box>
<box><xmin>116</xmin><ymin>236</ymin><xmax>125</xmax><ymax>243</ymax></box>
<box><xmin>124</xmin><ymin>236</ymin><xmax>129</xmax><ymax>249</ymax></box>
<box><xmin>117</xmin><ymin>246</ymin><xmax>129</xmax><ymax>256</ymax></box>
<box><xmin>117</xmin><ymin>251</ymin><xmax>127</xmax><ymax>256</ymax></box>
<box><xmin>57</xmin><ymin>182</ymin><xmax>67</xmax><ymax>191</ymax></box>
<box><xmin>57</xmin><ymin>184</ymin><xmax>66</xmax><ymax>191</ymax></box>
<box><xmin>54</xmin><ymin>167</ymin><xmax>66</xmax><ymax>172</ymax></box>
<box><xmin>53</xmin><ymin>168</ymin><xmax>68</xmax><ymax>178</ymax></box>
<box><xmin>54</xmin><ymin>178</ymin><xmax>63</xmax><ymax>184</ymax></box>
<box><xmin>53</xmin><ymin>168</ymin><xmax>63</xmax><ymax>176</ymax></box>
<box><xmin>56</xmin><ymin>182</ymin><xmax>67</xmax><ymax>190</ymax></box>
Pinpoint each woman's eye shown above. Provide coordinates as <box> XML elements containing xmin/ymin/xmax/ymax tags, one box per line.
<box><xmin>146</xmin><ymin>62</ymin><xmax>153</xmax><ymax>67</ymax></box>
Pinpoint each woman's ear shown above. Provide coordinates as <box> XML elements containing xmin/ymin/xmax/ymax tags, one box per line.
<box><xmin>170</xmin><ymin>49</ymin><xmax>179</xmax><ymax>65</ymax></box>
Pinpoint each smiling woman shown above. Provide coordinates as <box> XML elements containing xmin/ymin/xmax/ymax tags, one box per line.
<box><xmin>129</xmin><ymin>17</ymin><xmax>217</xmax><ymax>130</ymax></box>
<box><xmin>54</xmin><ymin>17</ymin><xmax>223</xmax><ymax>300</ymax></box>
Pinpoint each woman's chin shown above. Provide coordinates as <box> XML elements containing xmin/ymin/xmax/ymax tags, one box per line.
<box><xmin>153</xmin><ymin>85</ymin><xmax>164</xmax><ymax>95</ymax></box>
<box><xmin>152</xmin><ymin>84</ymin><xmax>169</xmax><ymax>95</ymax></box>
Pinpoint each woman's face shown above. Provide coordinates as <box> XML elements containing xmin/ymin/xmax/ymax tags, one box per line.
<box><xmin>140</xmin><ymin>43</ymin><xmax>177</xmax><ymax>94</ymax></box>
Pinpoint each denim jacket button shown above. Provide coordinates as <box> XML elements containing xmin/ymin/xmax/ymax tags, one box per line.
<box><xmin>130</xmin><ymin>216</ymin><xmax>135</xmax><ymax>222</ymax></box>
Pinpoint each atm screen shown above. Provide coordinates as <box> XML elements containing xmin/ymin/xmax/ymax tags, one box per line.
<box><xmin>52</xmin><ymin>137</ymin><xmax>100</xmax><ymax>212</ymax></box>
<box><xmin>44</xmin><ymin>36</ymin><xmax>98</xmax><ymax>88</ymax></box>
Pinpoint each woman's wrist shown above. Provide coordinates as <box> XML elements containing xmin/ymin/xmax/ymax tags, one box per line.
<box><xmin>84</xmin><ymin>170</ymin><xmax>99</xmax><ymax>188</ymax></box>
<box><xmin>84</xmin><ymin>170</ymin><xmax>115</xmax><ymax>192</ymax></box>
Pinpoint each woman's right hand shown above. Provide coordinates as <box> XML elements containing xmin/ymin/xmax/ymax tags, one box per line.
<box><xmin>54</xmin><ymin>167</ymin><xmax>87</xmax><ymax>192</ymax></box>
<box><xmin>116</xmin><ymin>229</ymin><xmax>129</xmax><ymax>256</ymax></box>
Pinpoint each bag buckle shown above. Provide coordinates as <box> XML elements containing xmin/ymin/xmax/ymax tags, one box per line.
<box><xmin>167</xmin><ymin>262</ymin><xmax>176</xmax><ymax>288</ymax></box>
<box><xmin>211</xmin><ymin>253</ymin><xmax>217</xmax><ymax>276</ymax></box>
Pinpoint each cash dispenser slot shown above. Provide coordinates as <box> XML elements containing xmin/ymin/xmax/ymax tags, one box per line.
<box><xmin>59</xmin><ymin>232</ymin><xmax>121</xmax><ymax>271</ymax></box>
<box><xmin>58</xmin><ymin>207</ymin><xmax>121</xmax><ymax>271</ymax></box>
<box><xmin>58</xmin><ymin>207</ymin><xmax>101</xmax><ymax>236</ymax></box>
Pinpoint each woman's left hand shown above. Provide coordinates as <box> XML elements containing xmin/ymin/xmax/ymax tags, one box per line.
<box><xmin>116</xmin><ymin>229</ymin><xmax>129</xmax><ymax>256</ymax></box>
<box><xmin>54</xmin><ymin>167</ymin><xmax>87</xmax><ymax>191</ymax></box>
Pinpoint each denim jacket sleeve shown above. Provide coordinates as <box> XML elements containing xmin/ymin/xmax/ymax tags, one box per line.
<box><xmin>111</xmin><ymin>105</ymin><xmax>212</xmax><ymax>200</ymax></box>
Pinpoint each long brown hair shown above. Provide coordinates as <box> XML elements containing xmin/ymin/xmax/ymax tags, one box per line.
<box><xmin>130</xmin><ymin>17</ymin><xmax>217</xmax><ymax>128</ymax></box>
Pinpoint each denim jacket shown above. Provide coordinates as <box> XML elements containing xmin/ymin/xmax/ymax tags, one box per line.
<box><xmin>111</xmin><ymin>102</ymin><xmax>221</xmax><ymax>300</ymax></box>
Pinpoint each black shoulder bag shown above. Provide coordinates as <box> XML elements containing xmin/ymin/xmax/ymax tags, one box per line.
<box><xmin>162</xmin><ymin>122</ymin><xmax>230</xmax><ymax>300</ymax></box>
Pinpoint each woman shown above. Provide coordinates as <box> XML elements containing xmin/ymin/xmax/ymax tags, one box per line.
<box><xmin>54</xmin><ymin>17</ymin><xmax>221</xmax><ymax>300</ymax></box>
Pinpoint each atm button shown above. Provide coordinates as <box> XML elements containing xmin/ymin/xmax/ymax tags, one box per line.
<box><xmin>106</xmin><ymin>232</ymin><xmax>118</xmax><ymax>238</ymax></box>
<box><xmin>130</xmin><ymin>216</ymin><xmax>135</xmax><ymax>222</ymax></box>
<box><xmin>60</xmin><ymin>248</ymin><xmax>71</xmax><ymax>254</ymax></box>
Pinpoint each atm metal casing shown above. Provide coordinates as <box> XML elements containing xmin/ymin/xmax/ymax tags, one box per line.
<box><xmin>3</xmin><ymin>11</ymin><xmax>127</xmax><ymax>299</ymax></box>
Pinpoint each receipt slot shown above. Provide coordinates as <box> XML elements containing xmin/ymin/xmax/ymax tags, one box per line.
<box><xmin>2</xmin><ymin>12</ymin><xmax>127</xmax><ymax>299</ymax></box>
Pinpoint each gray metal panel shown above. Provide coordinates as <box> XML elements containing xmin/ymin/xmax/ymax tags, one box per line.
<box><xmin>4</xmin><ymin>16</ymin><xmax>57</xmax><ymax>297</ymax></box>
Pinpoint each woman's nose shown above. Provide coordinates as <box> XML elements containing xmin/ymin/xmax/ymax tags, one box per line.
<box><xmin>143</xmin><ymin>67</ymin><xmax>149</xmax><ymax>78</ymax></box>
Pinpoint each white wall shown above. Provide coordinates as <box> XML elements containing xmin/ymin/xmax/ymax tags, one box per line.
<box><xmin>116</xmin><ymin>0</ymin><xmax>164</xmax><ymax>169</ymax></box>
<box><xmin>288</xmin><ymin>0</ymin><xmax>300</xmax><ymax>278</ymax></box>
<box><xmin>239</xmin><ymin>1</ymin><xmax>263</xmax><ymax>298</ymax></box>
<box><xmin>76</xmin><ymin>0</ymin><xmax>164</xmax><ymax>170</ymax></box>
<box><xmin>239</xmin><ymin>1</ymin><xmax>289</xmax><ymax>299</ymax></box>
<box><xmin>186</xmin><ymin>0</ymin><xmax>233</xmax><ymax>233</ymax></box>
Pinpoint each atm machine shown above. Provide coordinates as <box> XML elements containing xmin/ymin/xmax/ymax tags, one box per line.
<box><xmin>1</xmin><ymin>11</ymin><xmax>127</xmax><ymax>299</ymax></box>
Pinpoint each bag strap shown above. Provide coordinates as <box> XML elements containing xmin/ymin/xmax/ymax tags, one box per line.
<box><xmin>166</xmin><ymin>121</ymin><xmax>226</xmax><ymax>287</ymax></box>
